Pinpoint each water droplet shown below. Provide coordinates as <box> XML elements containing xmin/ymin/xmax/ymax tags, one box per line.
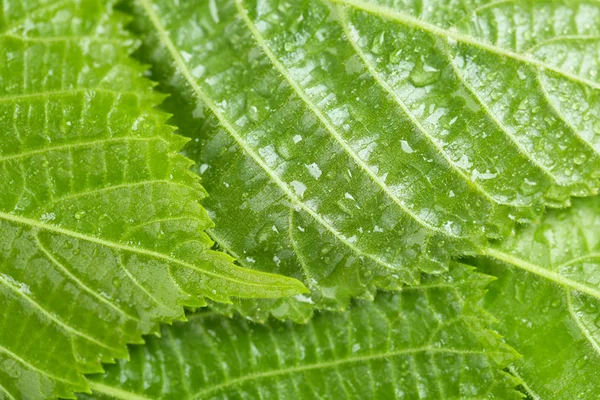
<box><xmin>564</xmin><ymin>167</ymin><xmax>573</xmax><ymax>177</ymax></box>
<box><xmin>320</xmin><ymin>243</ymin><xmax>333</xmax><ymax>255</ymax></box>
<box><xmin>514</xmin><ymin>280</ymin><xmax>526</xmax><ymax>303</ymax></box>
<box><xmin>409</xmin><ymin>58</ymin><xmax>440</xmax><ymax>87</ymax></box>
<box><xmin>74</xmin><ymin>211</ymin><xmax>86</xmax><ymax>220</ymax></box>
<box><xmin>290</xmin><ymin>180</ymin><xmax>307</xmax><ymax>198</ymax></box>
<box><xmin>305</xmin><ymin>163</ymin><xmax>322</xmax><ymax>180</ymax></box>
<box><xmin>575</xmin><ymin>355</ymin><xmax>588</xmax><ymax>369</ymax></box>
<box><xmin>390</xmin><ymin>49</ymin><xmax>403</xmax><ymax>63</ymax></box>
<box><xmin>360</xmin><ymin>268</ymin><xmax>374</xmax><ymax>280</ymax></box>
<box><xmin>336</xmin><ymin>200</ymin><xmax>354</xmax><ymax>216</ymax></box>
<box><xmin>248</xmin><ymin>105</ymin><xmax>259</xmax><ymax>122</ymax></box>
<box><xmin>112</xmin><ymin>277</ymin><xmax>121</xmax><ymax>288</ymax></box>
<box><xmin>400</xmin><ymin>140</ymin><xmax>415</xmax><ymax>154</ymax></box>
<box><xmin>256</xmin><ymin>224</ymin><xmax>273</xmax><ymax>243</ymax></box>
<box><xmin>574</xmin><ymin>154</ymin><xmax>586</xmax><ymax>165</ymax></box>
<box><xmin>370</xmin><ymin>32</ymin><xmax>385</xmax><ymax>55</ymax></box>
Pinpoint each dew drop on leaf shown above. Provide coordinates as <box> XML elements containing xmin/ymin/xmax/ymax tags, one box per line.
<box><xmin>409</xmin><ymin>58</ymin><xmax>441</xmax><ymax>87</ymax></box>
<box><xmin>112</xmin><ymin>277</ymin><xmax>121</xmax><ymax>288</ymax></box>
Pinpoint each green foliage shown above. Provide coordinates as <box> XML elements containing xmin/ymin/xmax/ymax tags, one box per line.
<box><xmin>0</xmin><ymin>0</ymin><xmax>304</xmax><ymax>398</ymax></box>
<box><xmin>2</xmin><ymin>0</ymin><xmax>600</xmax><ymax>398</ymax></box>
<box><xmin>130</xmin><ymin>0</ymin><xmax>600</xmax><ymax>320</ymax></box>
<box><xmin>478</xmin><ymin>196</ymin><xmax>600</xmax><ymax>399</ymax></box>
<box><xmin>80</xmin><ymin>197</ymin><xmax>600</xmax><ymax>400</ymax></box>
<box><xmin>84</xmin><ymin>264</ymin><xmax>521</xmax><ymax>400</ymax></box>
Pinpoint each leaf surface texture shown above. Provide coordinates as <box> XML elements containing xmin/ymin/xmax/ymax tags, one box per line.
<box><xmin>479</xmin><ymin>196</ymin><xmax>600</xmax><ymax>399</ymax></box>
<box><xmin>84</xmin><ymin>264</ymin><xmax>520</xmax><ymax>400</ymax></box>
<box><xmin>0</xmin><ymin>1</ymin><xmax>304</xmax><ymax>398</ymax></box>
<box><xmin>132</xmin><ymin>0</ymin><xmax>600</xmax><ymax>319</ymax></box>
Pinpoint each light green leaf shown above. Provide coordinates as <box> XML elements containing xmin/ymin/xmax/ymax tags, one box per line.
<box><xmin>83</xmin><ymin>264</ymin><xmax>521</xmax><ymax>400</ymax></box>
<box><xmin>0</xmin><ymin>1</ymin><xmax>305</xmax><ymax>398</ymax></box>
<box><xmin>131</xmin><ymin>0</ymin><xmax>600</xmax><ymax>319</ymax></box>
<box><xmin>477</xmin><ymin>196</ymin><xmax>600</xmax><ymax>399</ymax></box>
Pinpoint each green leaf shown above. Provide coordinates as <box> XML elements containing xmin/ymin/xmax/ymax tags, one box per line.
<box><xmin>83</xmin><ymin>264</ymin><xmax>521</xmax><ymax>399</ymax></box>
<box><xmin>477</xmin><ymin>196</ymin><xmax>600</xmax><ymax>399</ymax></box>
<box><xmin>0</xmin><ymin>1</ymin><xmax>305</xmax><ymax>398</ymax></box>
<box><xmin>130</xmin><ymin>0</ymin><xmax>600</xmax><ymax>319</ymax></box>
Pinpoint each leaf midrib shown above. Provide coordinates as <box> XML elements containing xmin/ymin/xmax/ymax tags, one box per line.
<box><xmin>89</xmin><ymin>346</ymin><xmax>504</xmax><ymax>400</ymax></box>
<box><xmin>0</xmin><ymin>270</ymin><xmax>120</xmax><ymax>352</ymax></box>
<box><xmin>0</xmin><ymin>211</ymin><xmax>286</xmax><ymax>289</ymax></box>
<box><xmin>0</xmin><ymin>382</ymin><xmax>16</xmax><ymax>400</ymax></box>
<box><xmin>335</xmin><ymin>0</ymin><xmax>600</xmax><ymax>90</ymax></box>
<box><xmin>0</xmin><ymin>343</ymin><xmax>80</xmax><ymax>388</ymax></box>
<box><xmin>0</xmin><ymin>136</ymin><xmax>167</xmax><ymax>163</ymax></box>
<box><xmin>483</xmin><ymin>247</ymin><xmax>600</xmax><ymax>299</ymax></box>
<box><xmin>566</xmin><ymin>291</ymin><xmax>600</xmax><ymax>355</ymax></box>
<box><xmin>0</xmin><ymin>88</ymin><xmax>142</xmax><ymax>104</ymax></box>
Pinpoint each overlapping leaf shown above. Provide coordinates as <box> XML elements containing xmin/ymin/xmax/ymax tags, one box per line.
<box><xmin>82</xmin><ymin>264</ymin><xmax>521</xmax><ymax>399</ymax></box>
<box><xmin>477</xmin><ymin>196</ymin><xmax>600</xmax><ymax>399</ymax></box>
<box><xmin>131</xmin><ymin>0</ymin><xmax>600</xmax><ymax>320</ymax></box>
<box><xmin>0</xmin><ymin>1</ymin><xmax>305</xmax><ymax>398</ymax></box>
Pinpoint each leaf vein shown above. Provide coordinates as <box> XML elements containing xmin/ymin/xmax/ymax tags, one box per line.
<box><xmin>137</xmin><ymin>0</ymin><xmax>400</xmax><ymax>272</ymax></box>
<box><xmin>0</xmin><ymin>343</ymin><xmax>79</xmax><ymax>388</ymax></box>
<box><xmin>483</xmin><ymin>247</ymin><xmax>600</xmax><ymax>299</ymax></box>
<box><xmin>0</xmin><ymin>136</ymin><xmax>167</xmax><ymax>163</ymax></box>
<box><xmin>47</xmin><ymin>179</ymin><xmax>198</xmax><ymax>206</ymax></box>
<box><xmin>35</xmin><ymin>233</ymin><xmax>140</xmax><ymax>322</ymax></box>
<box><xmin>188</xmin><ymin>347</ymin><xmax>507</xmax><ymax>400</ymax></box>
<box><xmin>333</xmin><ymin>0</ymin><xmax>600</xmax><ymax>90</ymax></box>
<box><xmin>0</xmin><ymin>88</ymin><xmax>141</xmax><ymax>104</ymax></box>
<box><xmin>0</xmin><ymin>211</ymin><xmax>288</xmax><ymax>290</ymax></box>
<box><xmin>535</xmin><ymin>68</ymin><xmax>598</xmax><ymax>154</ymax></box>
<box><xmin>337</xmin><ymin>5</ymin><xmax>528</xmax><ymax>208</ymax></box>
<box><xmin>0</xmin><ymin>381</ymin><xmax>15</xmax><ymax>400</ymax></box>
<box><xmin>0</xmin><ymin>272</ymin><xmax>120</xmax><ymax>352</ymax></box>
<box><xmin>237</xmin><ymin>0</ymin><xmax>465</xmax><ymax>238</ymax></box>
<box><xmin>441</xmin><ymin>42</ymin><xmax>563</xmax><ymax>186</ymax></box>
<box><xmin>566</xmin><ymin>290</ymin><xmax>600</xmax><ymax>356</ymax></box>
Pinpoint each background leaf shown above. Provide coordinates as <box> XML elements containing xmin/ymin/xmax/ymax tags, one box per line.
<box><xmin>84</xmin><ymin>264</ymin><xmax>521</xmax><ymax>400</ymax></box>
<box><xmin>0</xmin><ymin>1</ymin><xmax>304</xmax><ymax>398</ymax></box>
<box><xmin>477</xmin><ymin>196</ymin><xmax>600</xmax><ymax>399</ymax></box>
<box><xmin>131</xmin><ymin>0</ymin><xmax>600</xmax><ymax>320</ymax></box>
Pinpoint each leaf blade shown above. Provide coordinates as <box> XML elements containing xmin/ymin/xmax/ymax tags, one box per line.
<box><xmin>83</xmin><ymin>264</ymin><xmax>522</xmax><ymax>400</ymax></box>
<box><xmin>132</xmin><ymin>0</ymin><xmax>600</xmax><ymax>319</ymax></box>
<box><xmin>0</xmin><ymin>1</ymin><xmax>304</xmax><ymax>397</ymax></box>
<box><xmin>478</xmin><ymin>196</ymin><xmax>600</xmax><ymax>399</ymax></box>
